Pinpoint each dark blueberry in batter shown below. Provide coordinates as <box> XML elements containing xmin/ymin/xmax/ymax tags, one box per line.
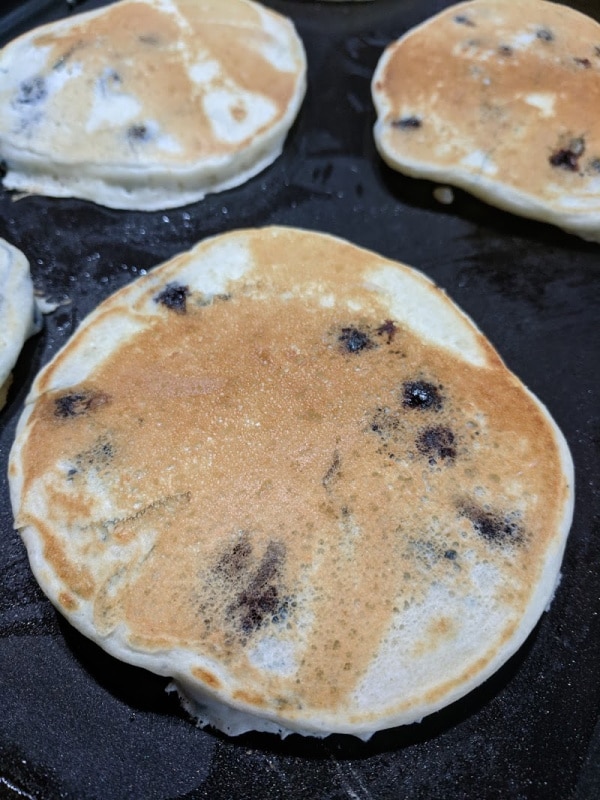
<box><xmin>16</xmin><ymin>77</ymin><xmax>47</xmax><ymax>105</ymax></box>
<box><xmin>339</xmin><ymin>327</ymin><xmax>373</xmax><ymax>353</ymax></box>
<box><xmin>444</xmin><ymin>549</ymin><xmax>458</xmax><ymax>560</ymax></box>
<box><xmin>127</xmin><ymin>123</ymin><xmax>150</xmax><ymax>142</ymax></box>
<box><xmin>462</xmin><ymin>505</ymin><xmax>523</xmax><ymax>546</ymax></box>
<box><xmin>392</xmin><ymin>116</ymin><xmax>422</xmax><ymax>130</ymax></box>
<box><xmin>416</xmin><ymin>426</ymin><xmax>456</xmax><ymax>463</ymax></box>
<box><xmin>402</xmin><ymin>380</ymin><xmax>443</xmax><ymax>411</ymax></box>
<box><xmin>536</xmin><ymin>28</ymin><xmax>554</xmax><ymax>42</ymax></box>
<box><xmin>454</xmin><ymin>14</ymin><xmax>475</xmax><ymax>26</ymax></box>
<box><xmin>154</xmin><ymin>282</ymin><xmax>189</xmax><ymax>313</ymax></box>
<box><xmin>54</xmin><ymin>391</ymin><xmax>108</xmax><ymax>418</ymax></box>
<box><xmin>549</xmin><ymin>137</ymin><xmax>585</xmax><ymax>171</ymax></box>
<box><xmin>498</xmin><ymin>45</ymin><xmax>513</xmax><ymax>57</ymax></box>
<box><xmin>233</xmin><ymin>541</ymin><xmax>286</xmax><ymax>634</ymax></box>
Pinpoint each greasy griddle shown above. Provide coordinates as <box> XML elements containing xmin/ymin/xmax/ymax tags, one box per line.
<box><xmin>0</xmin><ymin>1</ymin><xmax>598</xmax><ymax>798</ymax></box>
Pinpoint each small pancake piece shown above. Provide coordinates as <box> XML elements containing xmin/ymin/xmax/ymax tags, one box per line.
<box><xmin>0</xmin><ymin>239</ymin><xmax>38</xmax><ymax>409</ymax></box>
<box><xmin>9</xmin><ymin>227</ymin><xmax>574</xmax><ymax>738</ymax></box>
<box><xmin>0</xmin><ymin>0</ymin><xmax>306</xmax><ymax>210</ymax></box>
<box><xmin>372</xmin><ymin>0</ymin><xmax>600</xmax><ymax>242</ymax></box>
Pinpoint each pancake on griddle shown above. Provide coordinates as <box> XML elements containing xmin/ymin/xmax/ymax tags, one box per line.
<box><xmin>9</xmin><ymin>227</ymin><xmax>574</xmax><ymax>738</ymax></box>
<box><xmin>0</xmin><ymin>239</ymin><xmax>38</xmax><ymax>409</ymax></box>
<box><xmin>372</xmin><ymin>0</ymin><xmax>600</xmax><ymax>242</ymax></box>
<box><xmin>0</xmin><ymin>0</ymin><xmax>306</xmax><ymax>211</ymax></box>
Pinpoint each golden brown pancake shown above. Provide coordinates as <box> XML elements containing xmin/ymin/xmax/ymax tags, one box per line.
<box><xmin>372</xmin><ymin>0</ymin><xmax>600</xmax><ymax>242</ymax></box>
<box><xmin>0</xmin><ymin>0</ymin><xmax>306</xmax><ymax>210</ymax></box>
<box><xmin>9</xmin><ymin>227</ymin><xmax>574</xmax><ymax>738</ymax></box>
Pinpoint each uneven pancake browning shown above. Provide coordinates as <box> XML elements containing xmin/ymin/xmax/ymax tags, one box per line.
<box><xmin>0</xmin><ymin>0</ymin><xmax>306</xmax><ymax>210</ymax></box>
<box><xmin>0</xmin><ymin>239</ymin><xmax>38</xmax><ymax>409</ymax></box>
<box><xmin>372</xmin><ymin>0</ymin><xmax>600</xmax><ymax>242</ymax></box>
<box><xmin>9</xmin><ymin>227</ymin><xmax>574</xmax><ymax>738</ymax></box>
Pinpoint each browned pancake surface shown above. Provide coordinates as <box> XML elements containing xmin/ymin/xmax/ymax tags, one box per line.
<box><xmin>372</xmin><ymin>0</ymin><xmax>600</xmax><ymax>239</ymax></box>
<box><xmin>10</xmin><ymin>228</ymin><xmax>573</xmax><ymax>734</ymax></box>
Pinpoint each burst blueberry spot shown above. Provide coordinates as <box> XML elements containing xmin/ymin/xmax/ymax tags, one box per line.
<box><xmin>154</xmin><ymin>282</ymin><xmax>189</xmax><ymax>313</ymax></box>
<box><xmin>402</xmin><ymin>380</ymin><xmax>443</xmax><ymax>411</ymax></box>
<box><xmin>416</xmin><ymin>426</ymin><xmax>456</xmax><ymax>463</ymax></box>
<box><xmin>454</xmin><ymin>14</ymin><xmax>475</xmax><ymax>26</ymax></box>
<box><xmin>339</xmin><ymin>327</ymin><xmax>373</xmax><ymax>353</ymax></box>
<box><xmin>461</xmin><ymin>504</ymin><xmax>523</xmax><ymax>546</ymax></box>
<box><xmin>128</xmin><ymin>123</ymin><xmax>150</xmax><ymax>142</ymax></box>
<box><xmin>392</xmin><ymin>116</ymin><xmax>422</xmax><ymax>130</ymax></box>
<box><xmin>54</xmin><ymin>391</ymin><xmax>109</xmax><ymax>418</ymax></box>
<box><xmin>16</xmin><ymin>77</ymin><xmax>46</xmax><ymax>105</ymax></box>
<box><xmin>536</xmin><ymin>28</ymin><xmax>554</xmax><ymax>42</ymax></box>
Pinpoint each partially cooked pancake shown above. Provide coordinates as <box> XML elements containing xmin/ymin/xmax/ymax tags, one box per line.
<box><xmin>0</xmin><ymin>0</ymin><xmax>306</xmax><ymax>210</ymax></box>
<box><xmin>9</xmin><ymin>227</ymin><xmax>574</xmax><ymax>738</ymax></box>
<box><xmin>0</xmin><ymin>239</ymin><xmax>38</xmax><ymax>409</ymax></box>
<box><xmin>372</xmin><ymin>0</ymin><xmax>600</xmax><ymax>242</ymax></box>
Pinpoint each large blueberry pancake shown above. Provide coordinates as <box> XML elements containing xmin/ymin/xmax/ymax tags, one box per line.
<box><xmin>372</xmin><ymin>0</ymin><xmax>600</xmax><ymax>242</ymax></box>
<box><xmin>0</xmin><ymin>239</ymin><xmax>38</xmax><ymax>409</ymax></box>
<box><xmin>9</xmin><ymin>227</ymin><xmax>574</xmax><ymax>738</ymax></box>
<box><xmin>0</xmin><ymin>0</ymin><xmax>306</xmax><ymax>210</ymax></box>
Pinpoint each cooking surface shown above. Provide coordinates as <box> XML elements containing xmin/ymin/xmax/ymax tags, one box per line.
<box><xmin>0</xmin><ymin>1</ymin><xmax>598</xmax><ymax>798</ymax></box>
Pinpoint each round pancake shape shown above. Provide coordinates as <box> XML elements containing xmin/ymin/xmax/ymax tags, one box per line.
<box><xmin>0</xmin><ymin>239</ymin><xmax>38</xmax><ymax>409</ymax></box>
<box><xmin>372</xmin><ymin>0</ymin><xmax>600</xmax><ymax>242</ymax></box>
<box><xmin>0</xmin><ymin>0</ymin><xmax>306</xmax><ymax>211</ymax></box>
<box><xmin>9</xmin><ymin>227</ymin><xmax>574</xmax><ymax>739</ymax></box>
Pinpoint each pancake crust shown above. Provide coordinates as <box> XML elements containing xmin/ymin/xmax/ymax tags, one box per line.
<box><xmin>0</xmin><ymin>0</ymin><xmax>306</xmax><ymax>210</ymax></box>
<box><xmin>0</xmin><ymin>239</ymin><xmax>38</xmax><ymax>409</ymax></box>
<box><xmin>372</xmin><ymin>0</ymin><xmax>600</xmax><ymax>242</ymax></box>
<box><xmin>9</xmin><ymin>227</ymin><xmax>574</xmax><ymax>738</ymax></box>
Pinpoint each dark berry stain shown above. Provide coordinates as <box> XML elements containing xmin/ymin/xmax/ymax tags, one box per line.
<box><xmin>536</xmin><ymin>28</ymin><xmax>554</xmax><ymax>42</ymax></box>
<box><xmin>461</xmin><ymin>504</ymin><xmax>523</xmax><ymax>546</ymax></box>
<box><xmin>154</xmin><ymin>282</ymin><xmax>189</xmax><ymax>313</ymax></box>
<box><xmin>16</xmin><ymin>77</ymin><xmax>47</xmax><ymax>105</ymax></box>
<box><xmin>549</xmin><ymin>137</ymin><xmax>585</xmax><ymax>172</ymax></box>
<box><xmin>339</xmin><ymin>327</ymin><xmax>373</xmax><ymax>353</ymax></box>
<box><xmin>454</xmin><ymin>14</ymin><xmax>475</xmax><ymax>27</ymax></box>
<box><xmin>54</xmin><ymin>391</ymin><xmax>109</xmax><ymax>418</ymax></box>
<box><xmin>392</xmin><ymin>116</ymin><xmax>422</xmax><ymax>130</ymax></box>
<box><xmin>370</xmin><ymin>407</ymin><xmax>399</xmax><ymax>438</ymax></box>
<box><xmin>574</xmin><ymin>57</ymin><xmax>592</xmax><ymax>68</ymax></box>
<box><xmin>416</xmin><ymin>426</ymin><xmax>456</xmax><ymax>463</ymax></box>
<box><xmin>139</xmin><ymin>34</ymin><xmax>160</xmax><ymax>45</ymax></box>
<box><xmin>498</xmin><ymin>45</ymin><xmax>513</xmax><ymax>57</ymax></box>
<box><xmin>127</xmin><ymin>123</ymin><xmax>150</xmax><ymax>142</ymax></box>
<box><xmin>322</xmin><ymin>450</ymin><xmax>341</xmax><ymax>489</ymax></box>
<box><xmin>402</xmin><ymin>380</ymin><xmax>443</xmax><ymax>411</ymax></box>
<box><xmin>589</xmin><ymin>158</ymin><xmax>600</xmax><ymax>173</ymax></box>
<box><xmin>376</xmin><ymin>319</ymin><xmax>398</xmax><ymax>344</ymax></box>
<box><xmin>231</xmin><ymin>541</ymin><xmax>287</xmax><ymax>635</ymax></box>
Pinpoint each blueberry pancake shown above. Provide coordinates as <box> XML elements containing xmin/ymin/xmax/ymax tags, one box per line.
<box><xmin>9</xmin><ymin>227</ymin><xmax>574</xmax><ymax>738</ymax></box>
<box><xmin>0</xmin><ymin>239</ymin><xmax>38</xmax><ymax>409</ymax></box>
<box><xmin>372</xmin><ymin>0</ymin><xmax>600</xmax><ymax>242</ymax></box>
<box><xmin>0</xmin><ymin>0</ymin><xmax>306</xmax><ymax>210</ymax></box>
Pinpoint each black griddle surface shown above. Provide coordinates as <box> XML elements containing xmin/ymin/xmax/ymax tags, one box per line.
<box><xmin>0</xmin><ymin>2</ymin><xmax>599</xmax><ymax>798</ymax></box>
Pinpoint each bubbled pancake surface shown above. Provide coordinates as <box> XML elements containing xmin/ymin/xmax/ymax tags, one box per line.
<box><xmin>9</xmin><ymin>227</ymin><xmax>574</xmax><ymax>738</ymax></box>
<box><xmin>0</xmin><ymin>0</ymin><xmax>306</xmax><ymax>210</ymax></box>
<box><xmin>372</xmin><ymin>0</ymin><xmax>600</xmax><ymax>242</ymax></box>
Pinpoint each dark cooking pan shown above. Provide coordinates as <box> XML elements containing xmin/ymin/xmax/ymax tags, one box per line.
<box><xmin>0</xmin><ymin>1</ymin><xmax>598</xmax><ymax>798</ymax></box>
